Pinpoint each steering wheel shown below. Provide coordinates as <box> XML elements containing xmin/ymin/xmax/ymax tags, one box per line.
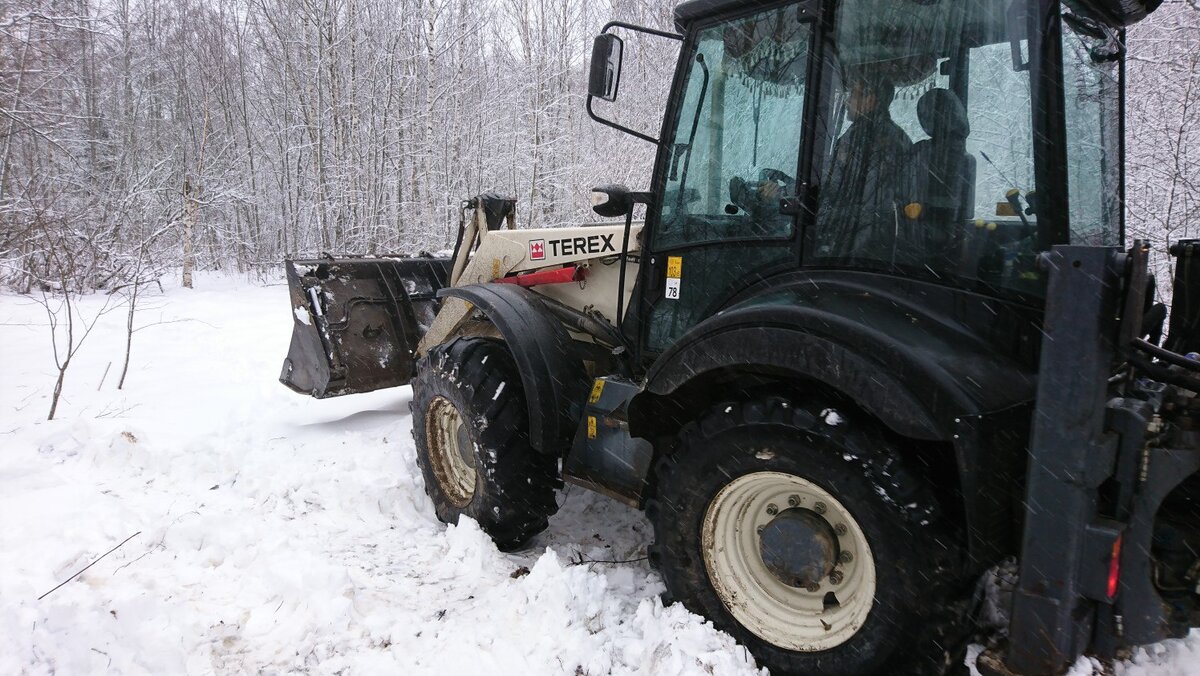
<box><xmin>728</xmin><ymin>168</ymin><xmax>794</xmax><ymax>218</ymax></box>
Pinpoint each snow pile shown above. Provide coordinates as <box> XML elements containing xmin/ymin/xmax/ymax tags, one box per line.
<box><xmin>0</xmin><ymin>274</ymin><xmax>760</xmax><ymax>675</ymax></box>
<box><xmin>1</xmin><ymin>273</ymin><xmax>1196</xmax><ymax>675</ymax></box>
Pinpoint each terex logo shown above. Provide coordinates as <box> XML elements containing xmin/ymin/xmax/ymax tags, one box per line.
<box><xmin>547</xmin><ymin>234</ymin><xmax>616</xmax><ymax>257</ymax></box>
<box><xmin>529</xmin><ymin>239</ymin><xmax>546</xmax><ymax>261</ymax></box>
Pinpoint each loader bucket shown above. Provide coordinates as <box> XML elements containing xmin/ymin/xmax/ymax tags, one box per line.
<box><xmin>280</xmin><ymin>255</ymin><xmax>451</xmax><ymax>398</ymax></box>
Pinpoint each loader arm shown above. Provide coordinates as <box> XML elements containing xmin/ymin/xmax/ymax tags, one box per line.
<box><xmin>280</xmin><ymin>193</ymin><xmax>642</xmax><ymax>399</ymax></box>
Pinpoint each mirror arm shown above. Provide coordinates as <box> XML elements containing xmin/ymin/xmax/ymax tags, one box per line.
<box><xmin>587</xmin><ymin>95</ymin><xmax>663</xmax><ymax>146</ymax></box>
<box><xmin>586</xmin><ymin>22</ymin><xmax>682</xmax><ymax>146</ymax></box>
<box><xmin>600</xmin><ymin>21</ymin><xmax>683</xmax><ymax>42</ymax></box>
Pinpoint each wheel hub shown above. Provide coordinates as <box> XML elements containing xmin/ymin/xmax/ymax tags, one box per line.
<box><xmin>455</xmin><ymin>421</ymin><xmax>475</xmax><ymax>469</ymax></box>
<box><xmin>701</xmin><ymin>471</ymin><xmax>877</xmax><ymax>652</ymax></box>
<box><xmin>426</xmin><ymin>396</ymin><xmax>477</xmax><ymax>507</ymax></box>
<box><xmin>759</xmin><ymin>508</ymin><xmax>839</xmax><ymax>588</ymax></box>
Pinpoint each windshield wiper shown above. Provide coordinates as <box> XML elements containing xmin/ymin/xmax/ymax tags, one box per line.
<box><xmin>673</xmin><ymin>53</ymin><xmax>711</xmax><ymax>216</ymax></box>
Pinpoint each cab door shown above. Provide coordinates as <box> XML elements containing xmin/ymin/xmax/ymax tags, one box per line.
<box><xmin>634</xmin><ymin>2</ymin><xmax>817</xmax><ymax>355</ymax></box>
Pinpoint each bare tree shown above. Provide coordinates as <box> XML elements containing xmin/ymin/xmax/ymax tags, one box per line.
<box><xmin>36</xmin><ymin>241</ymin><xmax>116</xmax><ymax>420</ymax></box>
<box><xmin>0</xmin><ymin>0</ymin><xmax>1187</xmax><ymax>307</ymax></box>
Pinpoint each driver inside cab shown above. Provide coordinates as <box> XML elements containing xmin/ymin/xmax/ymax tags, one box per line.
<box><xmin>814</xmin><ymin>75</ymin><xmax>913</xmax><ymax>261</ymax></box>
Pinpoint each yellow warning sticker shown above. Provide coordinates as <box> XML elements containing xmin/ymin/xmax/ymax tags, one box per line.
<box><xmin>667</xmin><ymin>256</ymin><xmax>683</xmax><ymax>279</ymax></box>
<box><xmin>589</xmin><ymin>380</ymin><xmax>605</xmax><ymax>404</ymax></box>
<box><xmin>587</xmin><ymin>416</ymin><xmax>597</xmax><ymax>439</ymax></box>
<box><xmin>665</xmin><ymin>256</ymin><xmax>683</xmax><ymax>301</ymax></box>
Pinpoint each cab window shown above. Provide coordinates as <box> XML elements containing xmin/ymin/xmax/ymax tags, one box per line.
<box><xmin>654</xmin><ymin>6</ymin><xmax>811</xmax><ymax>250</ymax></box>
<box><xmin>808</xmin><ymin>0</ymin><xmax>1047</xmax><ymax>297</ymax></box>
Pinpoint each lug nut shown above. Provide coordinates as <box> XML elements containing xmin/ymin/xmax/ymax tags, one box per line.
<box><xmin>813</xmin><ymin>501</ymin><xmax>827</xmax><ymax>515</ymax></box>
<box><xmin>834</xmin><ymin>523</ymin><xmax>848</xmax><ymax>536</ymax></box>
<box><xmin>829</xmin><ymin>571</ymin><xmax>844</xmax><ymax>585</ymax></box>
<box><xmin>766</xmin><ymin>503</ymin><xmax>779</xmax><ymax>516</ymax></box>
<box><xmin>839</xmin><ymin>551</ymin><xmax>854</xmax><ymax>563</ymax></box>
<box><xmin>756</xmin><ymin>525</ymin><xmax>765</xmax><ymax>535</ymax></box>
<box><xmin>805</xmin><ymin>582</ymin><xmax>821</xmax><ymax>593</ymax></box>
<box><xmin>788</xmin><ymin>495</ymin><xmax>801</xmax><ymax>507</ymax></box>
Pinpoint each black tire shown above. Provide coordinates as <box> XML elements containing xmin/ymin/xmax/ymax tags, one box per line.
<box><xmin>410</xmin><ymin>337</ymin><xmax>558</xmax><ymax>550</ymax></box>
<box><xmin>647</xmin><ymin>397</ymin><xmax>966</xmax><ymax>676</ymax></box>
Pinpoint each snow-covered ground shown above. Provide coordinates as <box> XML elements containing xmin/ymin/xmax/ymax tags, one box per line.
<box><xmin>1</xmin><ymin>273</ymin><xmax>1196</xmax><ymax>675</ymax></box>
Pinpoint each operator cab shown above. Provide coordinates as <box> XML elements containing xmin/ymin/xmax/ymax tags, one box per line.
<box><xmin>589</xmin><ymin>0</ymin><xmax>1126</xmax><ymax>355</ymax></box>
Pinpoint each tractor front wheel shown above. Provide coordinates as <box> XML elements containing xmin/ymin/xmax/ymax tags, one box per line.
<box><xmin>411</xmin><ymin>337</ymin><xmax>558</xmax><ymax>550</ymax></box>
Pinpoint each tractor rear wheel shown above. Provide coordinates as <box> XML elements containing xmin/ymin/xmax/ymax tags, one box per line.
<box><xmin>411</xmin><ymin>337</ymin><xmax>558</xmax><ymax>550</ymax></box>
<box><xmin>647</xmin><ymin>397</ymin><xmax>966</xmax><ymax>675</ymax></box>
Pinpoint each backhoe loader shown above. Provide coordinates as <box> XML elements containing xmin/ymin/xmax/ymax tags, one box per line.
<box><xmin>280</xmin><ymin>1</ymin><xmax>1199</xmax><ymax>673</ymax></box>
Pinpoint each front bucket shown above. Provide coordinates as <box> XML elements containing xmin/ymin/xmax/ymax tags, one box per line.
<box><xmin>280</xmin><ymin>255</ymin><xmax>451</xmax><ymax>398</ymax></box>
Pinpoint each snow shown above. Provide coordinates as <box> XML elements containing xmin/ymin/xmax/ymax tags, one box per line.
<box><xmin>820</xmin><ymin>408</ymin><xmax>845</xmax><ymax>426</ymax></box>
<box><xmin>1</xmin><ymin>273</ymin><xmax>1197</xmax><ymax>675</ymax></box>
<box><xmin>0</xmin><ymin>273</ymin><xmax>760</xmax><ymax>675</ymax></box>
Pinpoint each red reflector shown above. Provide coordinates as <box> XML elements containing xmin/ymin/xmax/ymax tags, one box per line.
<box><xmin>1106</xmin><ymin>534</ymin><xmax>1123</xmax><ymax>599</ymax></box>
<box><xmin>493</xmin><ymin>266</ymin><xmax>583</xmax><ymax>287</ymax></box>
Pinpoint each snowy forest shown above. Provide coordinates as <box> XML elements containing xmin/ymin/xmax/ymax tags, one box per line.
<box><xmin>0</xmin><ymin>0</ymin><xmax>1196</xmax><ymax>293</ymax></box>
<box><xmin>0</xmin><ymin>0</ymin><xmax>678</xmax><ymax>293</ymax></box>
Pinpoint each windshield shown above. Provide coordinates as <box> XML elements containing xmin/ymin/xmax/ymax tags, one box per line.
<box><xmin>653</xmin><ymin>4</ymin><xmax>812</xmax><ymax>250</ymax></box>
<box><xmin>643</xmin><ymin>4</ymin><xmax>813</xmax><ymax>351</ymax></box>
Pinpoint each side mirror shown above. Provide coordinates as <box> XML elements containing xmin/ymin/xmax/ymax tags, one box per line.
<box><xmin>588</xmin><ymin>34</ymin><xmax>623</xmax><ymax>102</ymax></box>
<box><xmin>590</xmin><ymin>185</ymin><xmax>632</xmax><ymax>218</ymax></box>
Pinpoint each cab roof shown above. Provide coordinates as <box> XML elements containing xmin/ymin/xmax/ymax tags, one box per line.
<box><xmin>673</xmin><ymin>0</ymin><xmax>764</xmax><ymax>31</ymax></box>
<box><xmin>674</xmin><ymin>0</ymin><xmax>1155</xmax><ymax>32</ymax></box>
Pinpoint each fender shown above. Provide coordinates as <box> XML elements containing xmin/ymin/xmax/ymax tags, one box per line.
<box><xmin>644</xmin><ymin>324</ymin><xmax>945</xmax><ymax>439</ymax></box>
<box><xmin>642</xmin><ymin>273</ymin><xmax>1039</xmax><ymax>436</ymax></box>
<box><xmin>438</xmin><ymin>284</ymin><xmax>589</xmax><ymax>454</ymax></box>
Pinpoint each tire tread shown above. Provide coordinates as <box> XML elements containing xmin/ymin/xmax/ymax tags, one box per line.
<box><xmin>411</xmin><ymin>337</ymin><xmax>557</xmax><ymax>550</ymax></box>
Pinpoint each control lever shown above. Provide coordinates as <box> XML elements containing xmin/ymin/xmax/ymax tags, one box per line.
<box><xmin>1006</xmin><ymin>189</ymin><xmax>1035</xmax><ymax>237</ymax></box>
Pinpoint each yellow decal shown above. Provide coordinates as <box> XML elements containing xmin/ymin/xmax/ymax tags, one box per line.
<box><xmin>667</xmin><ymin>256</ymin><xmax>683</xmax><ymax>279</ymax></box>
<box><xmin>587</xmin><ymin>415</ymin><xmax>597</xmax><ymax>439</ymax></box>
<box><xmin>491</xmin><ymin>258</ymin><xmax>501</xmax><ymax>279</ymax></box>
<box><xmin>589</xmin><ymin>380</ymin><xmax>605</xmax><ymax>404</ymax></box>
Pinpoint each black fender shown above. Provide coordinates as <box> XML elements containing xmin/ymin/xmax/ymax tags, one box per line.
<box><xmin>644</xmin><ymin>324</ymin><xmax>945</xmax><ymax>439</ymax></box>
<box><xmin>438</xmin><ymin>284</ymin><xmax>589</xmax><ymax>454</ymax></box>
<box><xmin>636</xmin><ymin>272</ymin><xmax>1041</xmax><ymax>567</ymax></box>
<box><xmin>642</xmin><ymin>283</ymin><xmax>1038</xmax><ymax>436</ymax></box>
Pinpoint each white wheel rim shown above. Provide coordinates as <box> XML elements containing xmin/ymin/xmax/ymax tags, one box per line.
<box><xmin>426</xmin><ymin>396</ymin><xmax>476</xmax><ymax>507</ymax></box>
<box><xmin>702</xmin><ymin>471</ymin><xmax>876</xmax><ymax>652</ymax></box>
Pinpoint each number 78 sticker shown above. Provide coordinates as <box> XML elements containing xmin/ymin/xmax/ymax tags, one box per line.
<box><xmin>665</xmin><ymin>256</ymin><xmax>682</xmax><ymax>301</ymax></box>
